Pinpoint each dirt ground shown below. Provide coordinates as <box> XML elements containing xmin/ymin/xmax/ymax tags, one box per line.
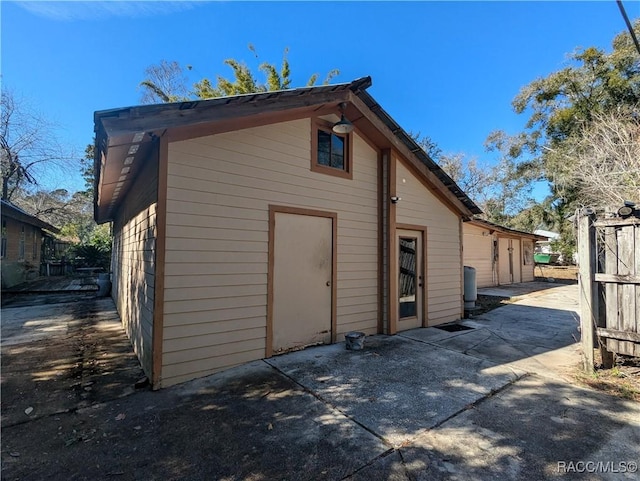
<box><xmin>534</xmin><ymin>264</ymin><xmax>579</xmax><ymax>282</ymax></box>
<box><xmin>575</xmin><ymin>351</ymin><xmax>640</xmax><ymax>402</ymax></box>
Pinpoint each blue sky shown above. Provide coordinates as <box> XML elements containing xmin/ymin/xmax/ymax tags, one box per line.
<box><xmin>2</xmin><ymin>1</ymin><xmax>637</xmax><ymax>195</ymax></box>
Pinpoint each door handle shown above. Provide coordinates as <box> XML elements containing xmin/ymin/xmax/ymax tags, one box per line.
<box><xmin>326</xmin><ymin>281</ymin><xmax>331</xmax><ymax>287</ymax></box>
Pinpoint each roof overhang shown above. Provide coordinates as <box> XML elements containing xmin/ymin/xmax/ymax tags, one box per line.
<box><xmin>465</xmin><ymin>218</ymin><xmax>546</xmax><ymax>241</ymax></box>
<box><xmin>94</xmin><ymin>77</ymin><xmax>481</xmax><ymax>223</ymax></box>
<box><xmin>0</xmin><ymin>200</ymin><xmax>60</xmax><ymax>233</ymax></box>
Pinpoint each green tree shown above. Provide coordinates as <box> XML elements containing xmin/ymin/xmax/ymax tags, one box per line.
<box><xmin>140</xmin><ymin>45</ymin><xmax>339</xmax><ymax>103</ymax></box>
<box><xmin>484</xmin><ymin>20</ymin><xmax>640</xmax><ymax>259</ymax></box>
<box><xmin>486</xmin><ymin>20</ymin><xmax>640</xmax><ymax>209</ymax></box>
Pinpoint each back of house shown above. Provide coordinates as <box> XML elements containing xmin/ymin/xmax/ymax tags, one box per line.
<box><xmin>94</xmin><ymin>77</ymin><xmax>481</xmax><ymax>388</ymax></box>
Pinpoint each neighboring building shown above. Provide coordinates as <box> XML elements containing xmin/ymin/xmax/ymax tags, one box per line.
<box><xmin>463</xmin><ymin>219</ymin><xmax>545</xmax><ymax>287</ymax></box>
<box><xmin>1</xmin><ymin>199</ymin><xmax>60</xmax><ymax>288</ymax></box>
<box><xmin>533</xmin><ymin>229</ymin><xmax>562</xmax><ymax>264</ymax></box>
<box><xmin>93</xmin><ymin>77</ymin><xmax>482</xmax><ymax>389</ymax></box>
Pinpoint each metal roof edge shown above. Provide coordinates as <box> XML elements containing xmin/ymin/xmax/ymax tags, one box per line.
<box><xmin>465</xmin><ymin>217</ymin><xmax>546</xmax><ymax>240</ymax></box>
<box><xmin>93</xmin><ymin>77</ymin><xmax>373</xmax><ymax>128</ymax></box>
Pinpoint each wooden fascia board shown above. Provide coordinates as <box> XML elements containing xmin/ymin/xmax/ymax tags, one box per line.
<box><xmin>465</xmin><ymin>219</ymin><xmax>543</xmax><ymax>241</ymax></box>
<box><xmin>98</xmin><ymin>90</ymin><xmax>351</xmax><ymax>140</ymax></box>
<box><xmin>348</xmin><ymin>93</ymin><xmax>474</xmax><ymax>218</ymax></box>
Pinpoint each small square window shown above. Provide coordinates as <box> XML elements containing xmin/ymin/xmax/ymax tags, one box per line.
<box><xmin>311</xmin><ymin>119</ymin><xmax>352</xmax><ymax>179</ymax></box>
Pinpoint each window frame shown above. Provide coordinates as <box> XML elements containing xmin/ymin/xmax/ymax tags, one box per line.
<box><xmin>310</xmin><ymin>119</ymin><xmax>353</xmax><ymax>180</ymax></box>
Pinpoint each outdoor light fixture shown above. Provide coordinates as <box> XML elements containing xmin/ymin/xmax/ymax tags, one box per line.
<box><xmin>390</xmin><ymin>196</ymin><xmax>401</xmax><ymax>204</ymax></box>
<box><xmin>617</xmin><ymin>201</ymin><xmax>636</xmax><ymax>218</ymax></box>
<box><xmin>332</xmin><ymin>102</ymin><xmax>354</xmax><ymax>134</ymax></box>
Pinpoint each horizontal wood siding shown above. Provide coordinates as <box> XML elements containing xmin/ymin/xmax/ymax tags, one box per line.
<box><xmin>0</xmin><ymin>219</ymin><xmax>42</xmax><ymax>288</ymax></box>
<box><xmin>395</xmin><ymin>159</ymin><xmax>462</xmax><ymax>325</ymax></box>
<box><xmin>463</xmin><ymin>223</ymin><xmax>495</xmax><ymax>287</ymax></box>
<box><xmin>111</xmin><ymin>154</ymin><xmax>158</xmax><ymax>379</ymax></box>
<box><xmin>162</xmin><ymin>119</ymin><xmax>379</xmax><ymax>386</ymax></box>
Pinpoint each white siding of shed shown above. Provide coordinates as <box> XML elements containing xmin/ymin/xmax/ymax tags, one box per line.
<box><xmin>111</xmin><ymin>155</ymin><xmax>158</xmax><ymax>378</ymax></box>
<box><xmin>395</xmin><ymin>159</ymin><xmax>462</xmax><ymax>325</ymax></box>
<box><xmin>161</xmin><ymin>119</ymin><xmax>379</xmax><ymax>386</ymax></box>
<box><xmin>463</xmin><ymin>223</ymin><xmax>496</xmax><ymax>287</ymax></box>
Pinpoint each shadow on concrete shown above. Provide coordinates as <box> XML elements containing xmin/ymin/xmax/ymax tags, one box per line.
<box><xmin>350</xmin><ymin>376</ymin><xmax>640</xmax><ymax>480</ymax></box>
<box><xmin>267</xmin><ymin>336</ymin><xmax>526</xmax><ymax>447</ymax></box>
<box><xmin>2</xmin><ymin>362</ymin><xmax>389</xmax><ymax>481</ymax></box>
<box><xmin>3</xmin><ymin>283</ymin><xmax>639</xmax><ymax>481</ymax></box>
<box><xmin>1</xmin><ymin>297</ymin><xmax>144</xmax><ymax>429</ymax></box>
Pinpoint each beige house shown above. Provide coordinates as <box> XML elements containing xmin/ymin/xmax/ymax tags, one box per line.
<box><xmin>1</xmin><ymin>200</ymin><xmax>59</xmax><ymax>288</ymax></box>
<box><xmin>93</xmin><ymin>77</ymin><xmax>482</xmax><ymax>388</ymax></box>
<box><xmin>463</xmin><ymin>219</ymin><xmax>544</xmax><ymax>287</ymax></box>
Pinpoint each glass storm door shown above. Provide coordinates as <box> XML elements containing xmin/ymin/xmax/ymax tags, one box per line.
<box><xmin>397</xmin><ymin>230</ymin><xmax>423</xmax><ymax>331</ymax></box>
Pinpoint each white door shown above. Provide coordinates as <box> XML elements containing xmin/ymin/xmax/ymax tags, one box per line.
<box><xmin>498</xmin><ymin>238</ymin><xmax>514</xmax><ymax>285</ymax></box>
<box><xmin>397</xmin><ymin>230</ymin><xmax>423</xmax><ymax>331</ymax></box>
<box><xmin>272</xmin><ymin>212</ymin><xmax>333</xmax><ymax>354</ymax></box>
<box><xmin>512</xmin><ymin>240</ymin><xmax>522</xmax><ymax>283</ymax></box>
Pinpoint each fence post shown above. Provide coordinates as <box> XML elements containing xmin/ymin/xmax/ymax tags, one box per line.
<box><xmin>578</xmin><ymin>213</ymin><xmax>596</xmax><ymax>372</ymax></box>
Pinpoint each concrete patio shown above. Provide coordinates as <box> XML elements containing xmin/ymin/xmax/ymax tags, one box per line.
<box><xmin>2</xmin><ymin>283</ymin><xmax>639</xmax><ymax>480</ymax></box>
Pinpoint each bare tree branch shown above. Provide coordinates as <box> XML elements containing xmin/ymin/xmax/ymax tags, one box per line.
<box><xmin>563</xmin><ymin>106</ymin><xmax>640</xmax><ymax>209</ymax></box>
<box><xmin>1</xmin><ymin>89</ymin><xmax>76</xmax><ymax>200</ymax></box>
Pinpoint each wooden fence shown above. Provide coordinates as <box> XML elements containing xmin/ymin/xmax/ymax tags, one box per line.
<box><xmin>578</xmin><ymin>214</ymin><xmax>640</xmax><ymax>371</ymax></box>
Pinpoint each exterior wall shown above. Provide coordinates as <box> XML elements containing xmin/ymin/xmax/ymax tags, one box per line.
<box><xmin>462</xmin><ymin>223</ymin><xmax>495</xmax><ymax>288</ymax></box>
<box><xmin>395</xmin><ymin>159</ymin><xmax>462</xmax><ymax>325</ymax></box>
<box><xmin>111</xmin><ymin>154</ymin><xmax>158</xmax><ymax>379</ymax></box>
<box><xmin>162</xmin><ymin>119</ymin><xmax>380</xmax><ymax>386</ymax></box>
<box><xmin>1</xmin><ymin>217</ymin><xmax>42</xmax><ymax>288</ymax></box>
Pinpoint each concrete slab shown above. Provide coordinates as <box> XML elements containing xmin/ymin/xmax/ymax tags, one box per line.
<box><xmin>266</xmin><ymin>335</ymin><xmax>525</xmax><ymax>446</ymax></box>
<box><xmin>468</xmin><ymin>285</ymin><xmax>581</xmax><ymax>380</ymax></box>
<box><xmin>477</xmin><ymin>281</ymin><xmax>570</xmax><ymax>299</ymax></box>
<box><xmin>2</xmin><ymin>361</ymin><xmax>390</xmax><ymax>481</ymax></box>
<box><xmin>397</xmin><ymin>375</ymin><xmax>640</xmax><ymax>481</ymax></box>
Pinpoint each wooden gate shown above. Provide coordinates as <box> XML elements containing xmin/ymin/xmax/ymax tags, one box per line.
<box><xmin>579</xmin><ymin>214</ymin><xmax>640</xmax><ymax>371</ymax></box>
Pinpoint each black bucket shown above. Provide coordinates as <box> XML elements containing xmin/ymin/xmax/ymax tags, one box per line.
<box><xmin>345</xmin><ymin>331</ymin><xmax>365</xmax><ymax>351</ymax></box>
